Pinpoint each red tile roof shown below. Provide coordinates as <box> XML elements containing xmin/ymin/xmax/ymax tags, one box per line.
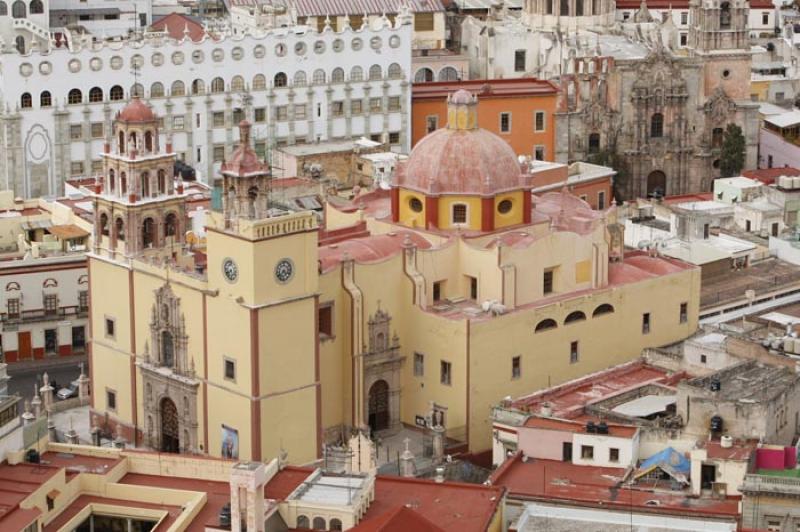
<box><xmin>318</xmin><ymin>230</ymin><xmax>432</xmax><ymax>272</ymax></box>
<box><xmin>43</xmin><ymin>495</ymin><xmax>182</xmax><ymax>532</ymax></box>
<box><xmin>704</xmin><ymin>439</ymin><xmax>757</xmax><ymax>461</ymax></box>
<box><xmin>150</xmin><ymin>13</ymin><xmax>207</xmax><ymax>42</ymax></box>
<box><xmin>524</xmin><ymin>416</ymin><xmax>638</xmax><ymax>439</ymax></box>
<box><xmin>291</xmin><ymin>0</ymin><xmax>444</xmax><ymax>16</ymax></box>
<box><xmin>742</xmin><ymin>167</ymin><xmax>800</xmax><ymax>185</ymax></box>
<box><xmin>412</xmin><ymin>78</ymin><xmax>558</xmax><ymax>100</ymax></box>
<box><xmin>616</xmin><ymin>0</ymin><xmax>771</xmax><ymax>7</ymax></box>
<box><xmin>352</xmin><ymin>505</ymin><xmax>445</xmax><ymax>531</ymax></box>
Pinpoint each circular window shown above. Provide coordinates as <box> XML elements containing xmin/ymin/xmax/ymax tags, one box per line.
<box><xmin>131</xmin><ymin>54</ymin><xmax>144</xmax><ymax>68</ymax></box>
<box><xmin>713</xmin><ymin>159</ymin><xmax>721</xmax><ymax>169</ymax></box>
<box><xmin>68</xmin><ymin>59</ymin><xmax>81</xmax><ymax>73</ymax></box>
<box><xmin>370</xmin><ymin>36</ymin><xmax>382</xmax><ymax>50</ymax></box>
<box><xmin>151</xmin><ymin>52</ymin><xmax>164</xmax><ymax>66</ymax></box>
<box><xmin>39</xmin><ymin>61</ymin><xmax>52</xmax><ymax>75</ymax></box>
<box><xmin>19</xmin><ymin>63</ymin><xmax>32</xmax><ymax>77</ymax></box>
<box><xmin>498</xmin><ymin>199</ymin><xmax>513</xmax><ymax>214</ymax></box>
<box><xmin>110</xmin><ymin>56</ymin><xmax>123</xmax><ymax>70</ymax></box>
<box><xmin>192</xmin><ymin>50</ymin><xmax>204</xmax><ymax>63</ymax></box>
<box><xmin>212</xmin><ymin>48</ymin><xmax>224</xmax><ymax>62</ymax></box>
<box><xmin>389</xmin><ymin>35</ymin><xmax>401</xmax><ymax>48</ymax></box>
<box><xmin>314</xmin><ymin>40</ymin><xmax>326</xmax><ymax>54</ymax></box>
<box><xmin>409</xmin><ymin>197</ymin><xmax>423</xmax><ymax>213</ymax></box>
<box><xmin>232</xmin><ymin>46</ymin><xmax>244</xmax><ymax>60</ymax></box>
<box><xmin>333</xmin><ymin>38</ymin><xmax>344</xmax><ymax>52</ymax></box>
<box><xmin>254</xmin><ymin>44</ymin><xmax>266</xmax><ymax>58</ymax></box>
<box><xmin>294</xmin><ymin>41</ymin><xmax>307</xmax><ymax>55</ymax></box>
<box><xmin>722</xmin><ymin>69</ymin><xmax>731</xmax><ymax>79</ymax></box>
<box><xmin>275</xmin><ymin>43</ymin><xmax>287</xmax><ymax>57</ymax></box>
<box><xmin>90</xmin><ymin>57</ymin><xmax>103</xmax><ymax>71</ymax></box>
<box><xmin>352</xmin><ymin>38</ymin><xmax>363</xmax><ymax>51</ymax></box>
<box><xmin>172</xmin><ymin>51</ymin><xmax>185</xmax><ymax>65</ymax></box>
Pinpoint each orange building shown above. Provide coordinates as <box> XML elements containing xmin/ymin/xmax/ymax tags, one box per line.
<box><xmin>411</xmin><ymin>78</ymin><xmax>558</xmax><ymax>160</ymax></box>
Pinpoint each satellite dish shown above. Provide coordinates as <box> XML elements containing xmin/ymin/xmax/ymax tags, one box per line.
<box><xmin>637</xmin><ymin>240</ymin><xmax>651</xmax><ymax>249</ymax></box>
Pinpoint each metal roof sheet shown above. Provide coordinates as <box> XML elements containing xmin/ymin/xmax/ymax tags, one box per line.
<box><xmin>292</xmin><ymin>0</ymin><xmax>445</xmax><ymax>16</ymax></box>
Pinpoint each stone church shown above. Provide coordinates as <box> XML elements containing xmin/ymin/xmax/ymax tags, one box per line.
<box><xmin>462</xmin><ymin>0</ymin><xmax>759</xmax><ymax>199</ymax></box>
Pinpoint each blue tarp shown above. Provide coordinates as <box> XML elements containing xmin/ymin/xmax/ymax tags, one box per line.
<box><xmin>635</xmin><ymin>447</ymin><xmax>691</xmax><ymax>481</ymax></box>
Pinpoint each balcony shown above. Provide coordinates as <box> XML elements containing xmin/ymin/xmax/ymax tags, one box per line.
<box><xmin>2</xmin><ymin>306</ymin><xmax>88</xmax><ymax>325</ymax></box>
<box><xmin>741</xmin><ymin>473</ymin><xmax>800</xmax><ymax>497</ymax></box>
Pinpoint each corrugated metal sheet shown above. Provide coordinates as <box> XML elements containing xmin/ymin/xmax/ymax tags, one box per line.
<box><xmin>293</xmin><ymin>0</ymin><xmax>444</xmax><ymax>16</ymax></box>
<box><xmin>452</xmin><ymin>0</ymin><xmax>522</xmax><ymax>10</ymax></box>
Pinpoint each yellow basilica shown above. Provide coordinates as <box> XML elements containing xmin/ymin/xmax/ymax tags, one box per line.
<box><xmin>88</xmin><ymin>91</ymin><xmax>700</xmax><ymax>464</ymax></box>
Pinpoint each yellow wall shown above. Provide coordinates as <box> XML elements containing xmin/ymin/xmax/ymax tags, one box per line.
<box><xmin>397</xmin><ymin>189</ymin><xmax>426</xmax><ymax>229</ymax></box>
<box><xmin>437</xmin><ymin>195</ymin><xmax>482</xmax><ymax>231</ymax></box>
<box><xmin>493</xmin><ymin>191</ymin><xmax>525</xmax><ymax>229</ymax></box>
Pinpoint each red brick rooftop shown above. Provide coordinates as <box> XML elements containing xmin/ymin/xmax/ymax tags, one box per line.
<box><xmin>412</xmin><ymin>78</ymin><xmax>558</xmax><ymax>99</ymax></box>
<box><xmin>742</xmin><ymin>167</ymin><xmax>800</xmax><ymax>185</ymax></box>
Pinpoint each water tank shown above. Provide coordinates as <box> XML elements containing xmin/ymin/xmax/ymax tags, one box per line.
<box><xmin>710</xmin><ymin>415</ymin><xmax>724</xmax><ymax>433</ymax></box>
<box><xmin>709</xmin><ymin>377</ymin><xmax>721</xmax><ymax>392</ymax></box>
<box><xmin>218</xmin><ymin>503</ymin><xmax>231</xmax><ymax>527</ymax></box>
<box><xmin>540</xmin><ymin>402</ymin><xmax>553</xmax><ymax>417</ymax></box>
<box><xmin>721</xmin><ymin>435</ymin><xmax>734</xmax><ymax>448</ymax></box>
<box><xmin>586</xmin><ymin>421</ymin><xmax>597</xmax><ymax>433</ymax></box>
<box><xmin>25</xmin><ymin>449</ymin><xmax>40</xmax><ymax>464</ymax></box>
<box><xmin>793</xmin><ymin>176</ymin><xmax>800</xmax><ymax>189</ymax></box>
<box><xmin>597</xmin><ymin>421</ymin><xmax>609</xmax><ymax>434</ymax></box>
<box><xmin>780</xmin><ymin>176</ymin><xmax>792</xmax><ymax>189</ymax></box>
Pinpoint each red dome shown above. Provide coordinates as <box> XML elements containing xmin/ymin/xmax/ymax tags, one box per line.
<box><xmin>118</xmin><ymin>97</ymin><xmax>156</xmax><ymax>123</ymax></box>
<box><xmin>396</xmin><ymin>127</ymin><xmax>527</xmax><ymax>196</ymax></box>
<box><xmin>221</xmin><ymin>121</ymin><xmax>269</xmax><ymax>176</ymax></box>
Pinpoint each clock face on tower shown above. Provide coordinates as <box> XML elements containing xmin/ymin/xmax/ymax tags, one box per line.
<box><xmin>274</xmin><ymin>258</ymin><xmax>294</xmax><ymax>284</ymax></box>
<box><xmin>222</xmin><ymin>258</ymin><xmax>238</xmax><ymax>283</ymax></box>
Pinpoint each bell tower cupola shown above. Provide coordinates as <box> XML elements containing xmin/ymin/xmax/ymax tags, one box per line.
<box><xmin>221</xmin><ymin>120</ymin><xmax>272</xmax><ymax>229</ymax></box>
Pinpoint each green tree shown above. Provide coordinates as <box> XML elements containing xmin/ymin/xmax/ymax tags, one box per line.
<box><xmin>720</xmin><ymin>123</ymin><xmax>746</xmax><ymax>178</ymax></box>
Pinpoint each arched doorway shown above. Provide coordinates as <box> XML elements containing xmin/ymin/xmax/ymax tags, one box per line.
<box><xmin>368</xmin><ymin>380</ymin><xmax>390</xmax><ymax>433</ymax></box>
<box><xmin>646</xmin><ymin>171</ymin><xmax>667</xmax><ymax>198</ymax></box>
<box><xmin>160</xmin><ymin>397</ymin><xmax>179</xmax><ymax>453</ymax></box>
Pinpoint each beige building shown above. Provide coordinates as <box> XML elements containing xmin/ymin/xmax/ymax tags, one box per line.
<box><xmin>90</xmin><ymin>92</ymin><xmax>700</xmax><ymax>465</ymax></box>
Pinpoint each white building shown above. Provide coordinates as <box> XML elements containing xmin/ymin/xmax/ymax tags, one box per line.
<box><xmin>0</xmin><ymin>15</ymin><xmax>413</xmax><ymax>198</ymax></box>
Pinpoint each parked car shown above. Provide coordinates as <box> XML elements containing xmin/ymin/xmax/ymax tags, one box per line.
<box><xmin>56</xmin><ymin>380</ymin><xmax>80</xmax><ymax>400</ymax></box>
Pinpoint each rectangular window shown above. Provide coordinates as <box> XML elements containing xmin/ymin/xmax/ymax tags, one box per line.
<box><xmin>254</xmin><ymin>107</ymin><xmax>267</xmax><ymax>123</ymax></box>
<box><xmin>426</xmin><ymin>115</ymin><xmax>439</xmax><ymax>134</ymax></box>
<box><xmin>350</xmin><ymin>100</ymin><xmax>362</xmax><ymax>115</ymax></box>
<box><xmin>534</xmin><ymin>111</ymin><xmax>546</xmax><ymax>132</ymax></box>
<box><xmin>642</xmin><ymin>312</ymin><xmax>651</xmax><ymax>334</ymax></box>
<box><xmin>105</xmin><ymin>317</ymin><xmax>115</xmax><ymax>338</ymax></box>
<box><xmin>213</xmin><ymin>111</ymin><xmax>225</xmax><ymax>128</ymax></box>
<box><xmin>91</xmin><ymin>159</ymin><xmax>103</xmax><ymax>173</ymax></box>
<box><xmin>388</xmin><ymin>96</ymin><xmax>401</xmax><ymax>111</ymax></box>
<box><xmin>762</xmin><ymin>11</ymin><xmax>769</xmax><ymax>25</ymax></box>
<box><xmin>232</xmin><ymin>108</ymin><xmax>244</xmax><ymax>124</ymax></box>
<box><xmin>681</xmin><ymin>11</ymin><xmax>688</xmax><ymax>24</ymax></box>
<box><xmin>72</xmin><ymin>326</ymin><xmax>85</xmax><ymax>350</ymax></box>
<box><xmin>609</xmin><ymin>448</ymin><xmax>620</xmax><ymax>462</ymax></box>
<box><xmin>414</xmin><ymin>12</ymin><xmax>435</xmax><ymax>31</ymax></box>
<box><xmin>370</xmin><ymin>98</ymin><xmax>382</xmax><ymax>112</ymax></box>
<box><xmin>70</xmin><ymin>124</ymin><xmax>83</xmax><ymax>140</ymax></box>
<box><xmin>224</xmin><ymin>358</ymin><xmax>236</xmax><ymax>381</ymax></box>
<box><xmin>468</xmin><ymin>275</ymin><xmax>478</xmax><ymax>300</ymax></box>
<box><xmin>680</xmin><ymin>302</ymin><xmax>688</xmax><ymax>323</ymax></box>
<box><xmin>213</xmin><ymin>145</ymin><xmax>225</xmax><ymax>162</ymax></box>
<box><xmin>80</xmin><ymin>291</ymin><xmax>89</xmax><ymax>311</ymax></box>
<box><xmin>276</xmin><ymin>105</ymin><xmax>288</xmax><ymax>121</ymax></box>
<box><xmin>700</xmin><ymin>354</ymin><xmax>707</xmax><ymax>364</ymax></box>
<box><xmin>440</xmin><ymin>360</ymin><xmax>452</xmax><ymax>386</ymax></box>
<box><xmin>106</xmin><ymin>389</ymin><xmax>117</xmax><ymax>411</ymax></box>
<box><xmin>534</xmin><ymin>146</ymin><xmax>545</xmax><ymax>161</ymax></box>
<box><xmin>173</xmin><ymin>116</ymin><xmax>185</xmax><ymax>130</ymax></box>
<box><xmin>294</xmin><ymin>104</ymin><xmax>307</xmax><ymax>119</ymax></box>
<box><xmin>500</xmin><ymin>112</ymin><xmax>511</xmax><ymax>133</ymax></box>
<box><xmin>7</xmin><ymin>298</ymin><xmax>19</xmax><ymax>318</ymax></box>
<box><xmin>370</xmin><ymin>134</ymin><xmax>382</xmax><ymax>143</ymax></box>
<box><xmin>514</xmin><ymin>50</ymin><xmax>526</xmax><ymax>72</ymax></box>
<box><xmin>46</xmin><ymin>494</ymin><xmax>55</xmax><ymax>511</ymax></box>
<box><xmin>570</xmin><ymin>341</ymin><xmax>579</xmax><ymax>363</ymax></box>
<box><xmin>44</xmin><ymin>294</ymin><xmax>58</xmax><ymax>315</ymax></box>
<box><xmin>598</xmin><ymin>191</ymin><xmax>606</xmax><ymax>210</ymax></box>
<box><xmin>44</xmin><ymin>329</ymin><xmax>57</xmax><ymax>354</ymax></box>
<box><xmin>622</xmin><ymin>11</ymin><xmax>630</xmax><ymax>20</ymax></box>
<box><xmin>254</xmin><ymin>141</ymin><xmax>266</xmax><ymax>159</ymax></box>
<box><xmin>318</xmin><ymin>303</ymin><xmax>333</xmax><ymax>338</ymax></box>
<box><xmin>543</xmin><ymin>268</ymin><xmax>555</xmax><ymax>295</ymax></box>
<box><xmin>349</xmin><ymin>14</ymin><xmax>363</xmax><ymax>28</ymax></box>
<box><xmin>766</xmin><ymin>520</ymin><xmax>781</xmax><ymax>532</ymax></box>
<box><xmin>414</xmin><ymin>352</ymin><xmax>424</xmax><ymax>377</ymax></box>
<box><xmin>512</xmin><ymin>355</ymin><xmax>521</xmax><ymax>379</ymax></box>
<box><xmin>581</xmin><ymin>445</ymin><xmax>594</xmax><ymax>459</ymax></box>
<box><xmin>70</xmin><ymin>162</ymin><xmax>84</xmax><ymax>176</ymax></box>
<box><xmin>91</xmin><ymin>122</ymin><xmax>104</xmax><ymax>138</ymax></box>
<box><xmin>433</xmin><ymin>280</ymin><xmax>445</xmax><ymax>302</ymax></box>
<box><xmin>680</xmin><ymin>33</ymin><xmax>688</xmax><ymax>46</ymax></box>
<box><xmin>389</xmin><ymin>132</ymin><xmax>400</xmax><ymax>144</ymax></box>
<box><xmin>452</xmin><ymin>203</ymin><xmax>467</xmax><ymax>224</ymax></box>
<box><xmin>703</xmin><ymin>223</ymin><xmax>710</xmax><ymax>239</ymax></box>
<box><xmin>332</xmin><ymin>101</ymin><xmax>344</xmax><ymax>117</ymax></box>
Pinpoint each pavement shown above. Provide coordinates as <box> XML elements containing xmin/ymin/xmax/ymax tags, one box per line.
<box><xmin>7</xmin><ymin>355</ymin><xmax>87</xmax><ymax>402</ymax></box>
<box><xmin>50</xmin><ymin>405</ymin><xmax>93</xmax><ymax>445</ymax></box>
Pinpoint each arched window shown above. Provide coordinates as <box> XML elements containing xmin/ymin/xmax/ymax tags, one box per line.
<box><xmin>141</xmin><ymin>171</ymin><xmax>151</xmax><ymax>197</ymax></box>
<box><xmin>150</xmin><ymin>82</ymin><xmax>164</xmax><ymax>98</ymax></box>
<box><xmin>712</xmin><ymin>127</ymin><xmax>724</xmax><ymax>148</ymax></box>
<box><xmin>11</xmin><ymin>0</ymin><xmax>24</xmax><ymax>18</ymax></box>
<box><xmin>210</xmin><ymin>77</ymin><xmax>225</xmax><ymax>93</ymax></box>
<box><xmin>331</xmin><ymin>67</ymin><xmax>345</xmax><ymax>83</ymax></box>
<box><xmin>99</xmin><ymin>212</ymin><xmax>109</xmax><ymax>236</ymax></box>
<box><xmin>650</xmin><ymin>113</ymin><xmax>664</xmax><ymax>138</ymax></box>
<box><xmin>109</xmin><ymin>85</ymin><xmax>124</xmax><ymax>101</ymax></box>
<box><xmin>162</xmin><ymin>330</ymin><xmax>174</xmax><ymax>366</ymax></box>
<box><xmin>40</xmin><ymin>91</ymin><xmax>51</xmax><ymax>107</ymax></box>
<box><xmin>68</xmin><ymin>88</ymin><xmax>82</xmax><ymax>105</ymax></box>
<box><xmin>414</xmin><ymin>68</ymin><xmax>434</xmax><ymax>83</ymax></box>
<box><xmin>576</xmin><ymin>0</ymin><xmax>583</xmax><ymax>16</ymax></box>
<box><xmin>439</xmin><ymin>66</ymin><xmax>459</xmax><ymax>81</ymax></box>
<box><xmin>592</xmin><ymin>303</ymin><xmax>615</xmax><ymax>317</ymax></box>
<box><xmin>15</xmin><ymin>35</ymin><xmax>24</xmax><ymax>53</ymax></box>
<box><xmin>0</xmin><ymin>2</ymin><xmax>7</xmax><ymax>15</ymax></box>
<box><xmin>535</xmin><ymin>318</ymin><xmax>557</xmax><ymax>332</ymax></box>
<box><xmin>231</xmin><ymin>75</ymin><xmax>245</xmax><ymax>92</ymax></box>
<box><xmin>252</xmin><ymin>74</ymin><xmax>266</xmax><ymax>90</ymax></box>
<box><xmin>293</xmin><ymin>71</ymin><xmax>307</xmax><ymax>86</ymax></box>
<box><xmin>560</xmin><ymin>0</ymin><xmax>569</xmax><ymax>15</ymax></box>
<box><xmin>312</xmin><ymin>517</ymin><xmax>326</xmax><ymax>530</ymax></box>
<box><xmin>274</xmin><ymin>72</ymin><xmax>287</xmax><ymax>87</ymax></box>
<box><xmin>720</xmin><ymin>1</ymin><xmax>731</xmax><ymax>28</ymax></box>
<box><xmin>20</xmin><ymin>92</ymin><xmax>32</xmax><ymax>108</ymax></box>
<box><xmin>89</xmin><ymin>87</ymin><xmax>103</xmax><ymax>103</ymax></box>
<box><xmin>120</xmin><ymin>171</ymin><xmax>127</xmax><ymax>194</ymax></box>
<box><xmin>297</xmin><ymin>516</ymin><xmax>310</xmax><ymax>529</ymax></box>
<box><xmin>329</xmin><ymin>519</ymin><xmax>343</xmax><ymax>531</ymax></box>
<box><xmin>388</xmin><ymin>63</ymin><xmax>403</xmax><ymax>79</ymax></box>
<box><xmin>191</xmin><ymin>79</ymin><xmax>205</xmax><ymax>95</ymax></box>
<box><xmin>29</xmin><ymin>0</ymin><xmax>42</xmax><ymax>13</ymax></box>
<box><xmin>142</xmin><ymin>217</ymin><xmax>156</xmax><ymax>247</ymax></box>
<box><xmin>165</xmin><ymin>212</ymin><xmax>177</xmax><ymax>237</ymax></box>
<box><xmin>312</xmin><ymin>69</ymin><xmax>326</xmax><ymax>84</ymax></box>
<box><xmin>131</xmin><ymin>83</ymin><xmax>143</xmax><ymax>97</ymax></box>
<box><xmin>170</xmin><ymin>80</ymin><xmax>185</xmax><ymax>96</ymax></box>
<box><xmin>588</xmin><ymin>133</ymin><xmax>600</xmax><ymax>154</ymax></box>
<box><xmin>351</xmin><ymin>66</ymin><xmax>363</xmax><ymax>81</ymax></box>
<box><xmin>118</xmin><ymin>131</ymin><xmax>125</xmax><ymax>152</ymax></box>
<box><xmin>115</xmin><ymin>217</ymin><xmax>125</xmax><ymax>241</ymax></box>
<box><xmin>158</xmin><ymin>170</ymin><xmax>167</xmax><ymax>194</ymax></box>
<box><xmin>369</xmin><ymin>64</ymin><xmax>382</xmax><ymax>80</ymax></box>
<box><xmin>144</xmin><ymin>131</ymin><xmax>153</xmax><ymax>153</ymax></box>
<box><xmin>109</xmin><ymin>169</ymin><xmax>115</xmax><ymax>192</ymax></box>
<box><xmin>564</xmin><ymin>311</ymin><xmax>587</xmax><ymax>324</ymax></box>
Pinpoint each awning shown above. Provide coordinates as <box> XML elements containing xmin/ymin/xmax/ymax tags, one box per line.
<box><xmin>612</xmin><ymin>395</ymin><xmax>676</xmax><ymax>417</ymax></box>
<box><xmin>48</xmin><ymin>224</ymin><xmax>89</xmax><ymax>240</ymax></box>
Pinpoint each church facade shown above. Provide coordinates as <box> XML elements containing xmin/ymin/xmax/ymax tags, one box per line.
<box><xmin>462</xmin><ymin>0</ymin><xmax>759</xmax><ymax>199</ymax></box>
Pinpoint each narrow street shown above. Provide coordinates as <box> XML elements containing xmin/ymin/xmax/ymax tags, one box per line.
<box><xmin>6</xmin><ymin>355</ymin><xmax>87</xmax><ymax>402</ymax></box>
